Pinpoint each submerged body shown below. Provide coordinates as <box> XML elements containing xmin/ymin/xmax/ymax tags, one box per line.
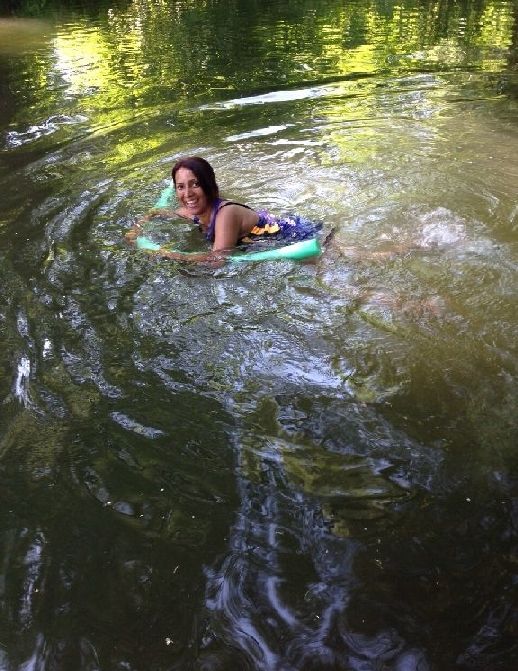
<box><xmin>125</xmin><ymin>156</ymin><xmax>321</xmax><ymax>262</ymax></box>
<box><xmin>200</xmin><ymin>198</ymin><xmax>321</xmax><ymax>245</ymax></box>
<box><xmin>136</xmin><ymin>235</ymin><xmax>322</xmax><ymax>262</ymax></box>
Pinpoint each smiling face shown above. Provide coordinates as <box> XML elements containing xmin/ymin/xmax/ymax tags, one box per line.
<box><xmin>174</xmin><ymin>167</ymin><xmax>210</xmax><ymax>218</ymax></box>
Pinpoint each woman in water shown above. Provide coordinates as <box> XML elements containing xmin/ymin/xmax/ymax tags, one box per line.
<box><xmin>125</xmin><ymin>156</ymin><xmax>321</xmax><ymax>261</ymax></box>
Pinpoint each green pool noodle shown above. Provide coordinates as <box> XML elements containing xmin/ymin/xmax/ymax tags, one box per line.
<box><xmin>136</xmin><ymin>236</ymin><xmax>161</xmax><ymax>251</ymax></box>
<box><xmin>136</xmin><ymin>185</ymin><xmax>322</xmax><ymax>261</ymax></box>
<box><xmin>133</xmin><ymin>185</ymin><xmax>173</xmax><ymax>250</ymax></box>
<box><xmin>154</xmin><ymin>185</ymin><xmax>174</xmax><ymax>208</ymax></box>
<box><xmin>229</xmin><ymin>237</ymin><xmax>321</xmax><ymax>262</ymax></box>
<box><xmin>136</xmin><ymin>235</ymin><xmax>321</xmax><ymax>261</ymax></box>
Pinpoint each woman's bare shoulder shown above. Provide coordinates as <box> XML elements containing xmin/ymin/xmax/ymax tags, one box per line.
<box><xmin>217</xmin><ymin>200</ymin><xmax>258</xmax><ymax>217</ymax></box>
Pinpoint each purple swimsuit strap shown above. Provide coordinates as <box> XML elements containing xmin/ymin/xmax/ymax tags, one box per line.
<box><xmin>205</xmin><ymin>198</ymin><xmax>223</xmax><ymax>242</ymax></box>
<box><xmin>198</xmin><ymin>199</ymin><xmax>256</xmax><ymax>242</ymax></box>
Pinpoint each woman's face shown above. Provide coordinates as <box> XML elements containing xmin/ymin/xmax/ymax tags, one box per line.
<box><xmin>174</xmin><ymin>167</ymin><xmax>210</xmax><ymax>216</ymax></box>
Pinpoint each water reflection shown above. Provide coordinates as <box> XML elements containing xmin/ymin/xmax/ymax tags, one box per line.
<box><xmin>0</xmin><ymin>18</ymin><xmax>53</xmax><ymax>55</ymax></box>
<box><xmin>1</xmin><ymin>0</ymin><xmax>518</xmax><ymax>669</ymax></box>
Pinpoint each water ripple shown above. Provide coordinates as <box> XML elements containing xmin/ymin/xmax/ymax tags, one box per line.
<box><xmin>4</xmin><ymin>114</ymin><xmax>88</xmax><ymax>149</ymax></box>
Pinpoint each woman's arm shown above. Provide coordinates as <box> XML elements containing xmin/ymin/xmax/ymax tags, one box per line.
<box><xmin>155</xmin><ymin>205</ymin><xmax>252</xmax><ymax>262</ymax></box>
<box><xmin>124</xmin><ymin>208</ymin><xmax>190</xmax><ymax>243</ymax></box>
<box><xmin>212</xmin><ymin>206</ymin><xmax>249</xmax><ymax>252</ymax></box>
<box><xmin>162</xmin><ymin>250</ymin><xmax>228</xmax><ymax>263</ymax></box>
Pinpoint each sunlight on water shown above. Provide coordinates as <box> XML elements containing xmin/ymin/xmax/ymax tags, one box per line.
<box><xmin>0</xmin><ymin>0</ymin><xmax>517</xmax><ymax>669</ymax></box>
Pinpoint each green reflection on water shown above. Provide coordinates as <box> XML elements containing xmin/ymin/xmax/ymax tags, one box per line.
<box><xmin>2</xmin><ymin>0</ymin><xmax>515</xmax><ymax>112</ymax></box>
<box><xmin>1</xmin><ymin>0</ymin><xmax>518</xmax><ymax>669</ymax></box>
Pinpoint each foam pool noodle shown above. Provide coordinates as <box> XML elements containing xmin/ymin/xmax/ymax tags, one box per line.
<box><xmin>154</xmin><ymin>185</ymin><xmax>174</xmax><ymax>209</ymax></box>
<box><xmin>228</xmin><ymin>237</ymin><xmax>321</xmax><ymax>262</ymax></box>
<box><xmin>135</xmin><ymin>185</ymin><xmax>321</xmax><ymax>262</ymax></box>
<box><xmin>136</xmin><ymin>236</ymin><xmax>161</xmax><ymax>251</ymax></box>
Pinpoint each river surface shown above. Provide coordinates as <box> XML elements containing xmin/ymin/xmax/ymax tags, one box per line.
<box><xmin>1</xmin><ymin>1</ymin><xmax>517</xmax><ymax>669</ymax></box>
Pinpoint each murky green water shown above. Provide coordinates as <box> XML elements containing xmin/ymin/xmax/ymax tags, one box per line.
<box><xmin>1</xmin><ymin>0</ymin><xmax>517</xmax><ymax>669</ymax></box>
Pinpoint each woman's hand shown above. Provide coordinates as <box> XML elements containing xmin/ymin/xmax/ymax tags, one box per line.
<box><xmin>124</xmin><ymin>224</ymin><xmax>143</xmax><ymax>242</ymax></box>
<box><xmin>124</xmin><ymin>212</ymin><xmax>156</xmax><ymax>243</ymax></box>
<box><xmin>147</xmin><ymin>208</ymin><xmax>180</xmax><ymax>219</ymax></box>
<box><xmin>125</xmin><ymin>208</ymin><xmax>190</xmax><ymax>244</ymax></box>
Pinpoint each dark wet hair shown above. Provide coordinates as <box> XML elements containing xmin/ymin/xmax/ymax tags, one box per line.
<box><xmin>171</xmin><ymin>156</ymin><xmax>219</xmax><ymax>203</ymax></box>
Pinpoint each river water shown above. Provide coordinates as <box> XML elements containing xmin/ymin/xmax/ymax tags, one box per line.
<box><xmin>1</xmin><ymin>1</ymin><xmax>517</xmax><ymax>669</ymax></box>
